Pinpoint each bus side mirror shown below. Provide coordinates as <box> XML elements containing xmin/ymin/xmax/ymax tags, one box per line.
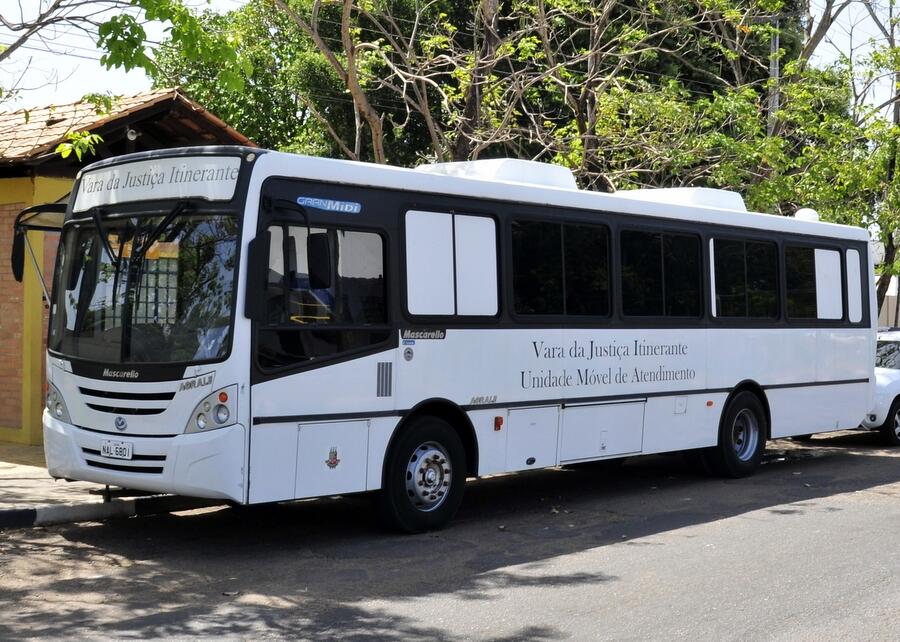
<box><xmin>244</xmin><ymin>230</ymin><xmax>271</xmax><ymax>321</ymax></box>
<box><xmin>11</xmin><ymin>230</ymin><xmax>24</xmax><ymax>282</ymax></box>
<box><xmin>307</xmin><ymin>232</ymin><xmax>332</xmax><ymax>289</ymax></box>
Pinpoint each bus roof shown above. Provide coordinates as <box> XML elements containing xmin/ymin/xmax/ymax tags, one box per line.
<box><xmin>261</xmin><ymin>151</ymin><xmax>869</xmax><ymax>242</ymax></box>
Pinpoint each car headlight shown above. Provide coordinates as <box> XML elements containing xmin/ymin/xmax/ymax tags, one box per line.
<box><xmin>185</xmin><ymin>385</ymin><xmax>237</xmax><ymax>433</ymax></box>
<box><xmin>45</xmin><ymin>382</ymin><xmax>71</xmax><ymax>423</ymax></box>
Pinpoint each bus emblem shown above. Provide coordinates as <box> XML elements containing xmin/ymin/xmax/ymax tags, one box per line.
<box><xmin>114</xmin><ymin>416</ymin><xmax>127</xmax><ymax>431</ymax></box>
<box><xmin>326</xmin><ymin>447</ymin><xmax>341</xmax><ymax>469</ymax></box>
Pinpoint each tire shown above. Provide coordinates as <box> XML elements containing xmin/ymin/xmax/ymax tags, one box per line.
<box><xmin>879</xmin><ymin>399</ymin><xmax>900</xmax><ymax>447</ymax></box>
<box><xmin>702</xmin><ymin>391</ymin><xmax>767</xmax><ymax>478</ymax></box>
<box><xmin>376</xmin><ymin>416</ymin><xmax>466</xmax><ymax>533</ymax></box>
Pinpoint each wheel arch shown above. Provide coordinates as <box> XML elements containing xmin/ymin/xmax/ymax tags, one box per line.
<box><xmin>723</xmin><ymin>380</ymin><xmax>772</xmax><ymax>440</ymax></box>
<box><xmin>385</xmin><ymin>398</ymin><xmax>479</xmax><ymax>479</ymax></box>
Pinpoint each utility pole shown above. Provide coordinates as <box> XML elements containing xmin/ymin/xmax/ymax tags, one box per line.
<box><xmin>767</xmin><ymin>17</ymin><xmax>780</xmax><ymax>136</ymax></box>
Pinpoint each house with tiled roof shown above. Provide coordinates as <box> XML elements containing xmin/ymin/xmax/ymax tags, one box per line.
<box><xmin>0</xmin><ymin>88</ymin><xmax>254</xmax><ymax>445</ymax></box>
<box><xmin>0</xmin><ymin>87</ymin><xmax>253</xmax><ymax>175</ymax></box>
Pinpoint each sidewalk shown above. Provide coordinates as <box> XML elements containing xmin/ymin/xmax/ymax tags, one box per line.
<box><xmin>0</xmin><ymin>442</ymin><xmax>108</xmax><ymax>512</ymax></box>
<box><xmin>0</xmin><ymin>442</ymin><xmax>221</xmax><ymax>529</ymax></box>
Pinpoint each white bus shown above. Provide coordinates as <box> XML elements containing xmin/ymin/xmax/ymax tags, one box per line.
<box><xmin>12</xmin><ymin>147</ymin><xmax>875</xmax><ymax>532</ymax></box>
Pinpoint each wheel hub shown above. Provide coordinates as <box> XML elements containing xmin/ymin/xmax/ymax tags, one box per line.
<box><xmin>405</xmin><ymin>442</ymin><xmax>452</xmax><ymax>512</ymax></box>
<box><xmin>731</xmin><ymin>408</ymin><xmax>759</xmax><ymax>462</ymax></box>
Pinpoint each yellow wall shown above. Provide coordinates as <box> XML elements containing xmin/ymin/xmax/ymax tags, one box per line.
<box><xmin>0</xmin><ymin>175</ymin><xmax>72</xmax><ymax>445</ymax></box>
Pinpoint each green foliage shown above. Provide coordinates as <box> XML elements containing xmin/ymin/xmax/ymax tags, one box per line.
<box><xmin>89</xmin><ymin>0</ymin><xmax>896</xmax><ymax>259</ymax></box>
<box><xmin>98</xmin><ymin>0</ymin><xmax>250</xmax><ymax>92</ymax></box>
<box><xmin>81</xmin><ymin>92</ymin><xmax>119</xmax><ymax>115</ymax></box>
<box><xmin>55</xmin><ymin>131</ymin><xmax>104</xmax><ymax>161</ymax></box>
<box><xmin>153</xmin><ymin>0</ymin><xmax>349</xmax><ymax>152</ymax></box>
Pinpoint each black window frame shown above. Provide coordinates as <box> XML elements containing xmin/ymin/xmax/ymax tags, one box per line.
<box><xmin>508</xmin><ymin>215</ymin><xmax>612</xmax><ymax>321</ymax></box>
<box><xmin>401</xmin><ymin>208</ymin><xmax>502</xmax><ymax>323</ymax></box>
<box><xmin>618</xmin><ymin>225</ymin><xmax>704</xmax><ymax>320</ymax></box>
<box><xmin>253</xmin><ymin>218</ymin><xmax>394</xmax><ymax>375</ymax></box>
<box><xmin>782</xmin><ymin>242</ymin><xmax>847</xmax><ymax>323</ymax></box>
<box><xmin>711</xmin><ymin>236</ymin><xmax>780</xmax><ymax>320</ymax></box>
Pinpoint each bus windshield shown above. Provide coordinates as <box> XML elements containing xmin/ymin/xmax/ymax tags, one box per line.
<box><xmin>49</xmin><ymin>210</ymin><xmax>240</xmax><ymax>365</ymax></box>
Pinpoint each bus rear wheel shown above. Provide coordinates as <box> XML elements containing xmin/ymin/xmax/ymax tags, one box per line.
<box><xmin>376</xmin><ymin>416</ymin><xmax>466</xmax><ymax>533</ymax></box>
<box><xmin>703</xmin><ymin>391</ymin><xmax>767</xmax><ymax>477</ymax></box>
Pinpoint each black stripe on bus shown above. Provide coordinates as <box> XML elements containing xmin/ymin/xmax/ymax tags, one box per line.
<box><xmin>82</xmin><ymin>448</ymin><xmax>167</xmax><ymax>461</ymax></box>
<box><xmin>251</xmin><ymin>378</ymin><xmax>868</xmax><ymax>426</ymax></box>
<box><xmin>761</xmin><ymin>378</ymin><xmax>869</xmax><ymax>390</ymax></box>
<box><xmin>79</xmin><ymin>388</ymin><xmax>175</xmax><ymax>401</ymax></box>
<box><xmin>86</xmin><ymin>404</ymin><xmax>166</xmax><ymax>415</ymax></box>
<box><xmin>85</xmin><ymin>460</ymin><xmax>164</xmax><ymax>474</ymax></box>
<box><xmin>74</xmin><ymin>425</ymin><xmax>180</xmax><ymax>438</ymax></box>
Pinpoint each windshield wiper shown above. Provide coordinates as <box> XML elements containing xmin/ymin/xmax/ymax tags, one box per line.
<box><xmin>90</xmin><ymin>207</ymin><xmax>119</xmax><ymax>267</ymax></box>
<box><xmin>136</xmin><ymin>201</ymin><xmax>192</xmax><ymax>260</ymax></box>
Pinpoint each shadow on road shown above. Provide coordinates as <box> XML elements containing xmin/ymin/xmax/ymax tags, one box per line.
<box><xmin>1</xmin><ymin>431</ymin><xmax>897</xmax><ymax>639</ymax></box>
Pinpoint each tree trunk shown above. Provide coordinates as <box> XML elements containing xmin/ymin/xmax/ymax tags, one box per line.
<box><xmin>878</xmin><ymin>58</ymin><xmax>900</xmax><ymax>316</ymax></box>
<box><xmin>877</xmin><ymin>236</ymin><xmax>896</xmax><ymax>315</ymax></box>
<box><xmin>452</xmin><ymin>0</ymin><xmax>499</xmax><ymax>161</ymax></box>
<box><xmin>341</xmin><ymin>0</ymin><xmax>386</xmax><ymax>163</ymax></box>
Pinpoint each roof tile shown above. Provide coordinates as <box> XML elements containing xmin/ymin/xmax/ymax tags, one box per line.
<box><xmin>0</xmin><ymin>88</ymin><xmax>252</xmax><ymax>161</ymax></box>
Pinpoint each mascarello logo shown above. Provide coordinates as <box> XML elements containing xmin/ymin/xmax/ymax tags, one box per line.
<box><xmin>103</xmin><ymin>368</ymin><xmax>139</xmax><ymax>379</ymax></box>
<box><xmin>297</xmin><ymin>196</ymin><xmax>361</xmax><ymax>214</ymax></box>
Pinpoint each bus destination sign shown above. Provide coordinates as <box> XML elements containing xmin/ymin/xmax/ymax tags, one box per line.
<box><xmin>73</xmin><ymin>156</ymin><xmax>242</xmax><ymax>212</ymax></box>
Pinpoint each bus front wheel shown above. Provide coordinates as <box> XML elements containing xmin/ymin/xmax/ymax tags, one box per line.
<box><xmin>376</xmin><ymin>416</ymin><xmax>467</xmax><ymax>533</ymax></box>
<box><xmin>703</xmin><ymin>391</ymin><xmax>767</xmax><ymax>477</ymax></box>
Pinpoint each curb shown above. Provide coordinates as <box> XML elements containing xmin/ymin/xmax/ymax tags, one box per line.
<box><xmin>0</xmin><ymin>495</ymin><xmax>224</xmax><ymax>530</ymax></box>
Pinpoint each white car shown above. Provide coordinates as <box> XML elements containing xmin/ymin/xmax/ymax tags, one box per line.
<box><xmin>860</xmin><ymin>330</ymin><xmax>900</xmax><ymax>445</ymax></box>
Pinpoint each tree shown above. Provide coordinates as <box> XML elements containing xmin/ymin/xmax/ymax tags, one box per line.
<box><xmin>11</xmin><ymin>0</ymin><xmax>890</xmax><ymax>300</ymax></box>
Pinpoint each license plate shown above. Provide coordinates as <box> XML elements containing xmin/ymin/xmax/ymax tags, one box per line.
<box><xmin>100</xmin><ymin>439</ymin><xmax>133</xmax><ymax>460</ymax></box>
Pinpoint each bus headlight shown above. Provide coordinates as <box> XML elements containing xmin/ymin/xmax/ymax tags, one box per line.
<box><xmin>186</xmin><ymin>385</ymin><xmax>237</xmax><ymax>433</ymax></box>
<box><xmin>46</xmin><ymin>382</ymin><xmax>71</xmax><ymax>423</ymax></box>
<box><xmin>214</xmin><ymin>404</ymin><xmax>230</xmax><ymax>424</ymax></box>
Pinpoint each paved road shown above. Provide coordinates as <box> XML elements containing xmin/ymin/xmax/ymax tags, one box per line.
<box><xmin>2</xmin><ymin>431</ymin><xmax>900</xmax><ymax>640</ymax></box>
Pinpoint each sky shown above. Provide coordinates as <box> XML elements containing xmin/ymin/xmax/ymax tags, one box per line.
<box><xmin>0</xmin><ymin>0</ymin><xmax>894</xmax><ymax>112</ymax></box>
<box><xmin>0</xmin><ymin>0</ymin><xmax>246</xmax><ymax>110</ymax></box>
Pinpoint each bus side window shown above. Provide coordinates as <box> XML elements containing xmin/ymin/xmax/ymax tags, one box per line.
<box><xmin>512</xmin><ymin>220</ymin><xmax>563</xmax><ymax>315</ymax></box>
<box><xmin>814</xmin><ymin>249</ymin><xmax>843</xmax><ymax>320</ymax></box>
<box><xmin>785</xmin><ymin>246</ymin><xmax>817</xmax><ymax>319</ymax></box>
<box><xmin>455</xmin><ymin>215</ymin><xmax>498</xmax><ymax>316</ymax></box>
<box><xmin>405</xmin><ymin>211</ymin><xmax>455</xmax><ymax>315</ymax></box>
<box><xmin>257</xmin><ymin>225</ymin><xmax>389</xmax><ymax>369</ymax></box>
<box><xmin>713</xmin><ymin>239</ymin><xmax>777</xmax><ymax>319</ymax></box>
<box><xmin>511</xmin><ymin>220</ymin><xmax>609</xmax><ymax>317</ymax></box>
<box><xmin>846</xmin><ymin>249</ymin><xmax>862</xmax><ymax>323</ymax></box>
<box><xmin>786</xmin><ymin>245</ymin><xmax>844</xmax><ymax>321</ymax></box>
<box><xmin>564</xmin><ymin>224</ymin><xmax>609</xmax><ymax>316</ymax></box>
<box><xmin>405</xmin><ymin>210</ymin><xmax>499</xmax><ymax>317</ymax></box>
<box><xmin>621</xmin><ymin>230</ymin><xmax>700</xmax><ymax>317</ymax></box>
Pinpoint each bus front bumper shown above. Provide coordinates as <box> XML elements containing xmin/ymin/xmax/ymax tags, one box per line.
<box><xmin>43</xmin><ymin>410</ymin><xmax>246</xmax><ymax>503</ymax></box>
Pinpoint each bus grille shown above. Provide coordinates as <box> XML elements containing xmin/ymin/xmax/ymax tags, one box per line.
<box><xmin>80</xmin><ymin>387</ymin><xmax>175</xmax><ymax>416</ymax></box>
<box><xmin>82</xmin><ymin>447</ymin><xmax>166</xmax><ymax>474</ymax></box>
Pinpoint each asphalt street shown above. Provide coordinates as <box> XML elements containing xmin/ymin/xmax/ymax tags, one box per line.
<box><xmin>2</xmin><ymin>431</ymin><xmax>899</xmax><ymax>641</ymax></box>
